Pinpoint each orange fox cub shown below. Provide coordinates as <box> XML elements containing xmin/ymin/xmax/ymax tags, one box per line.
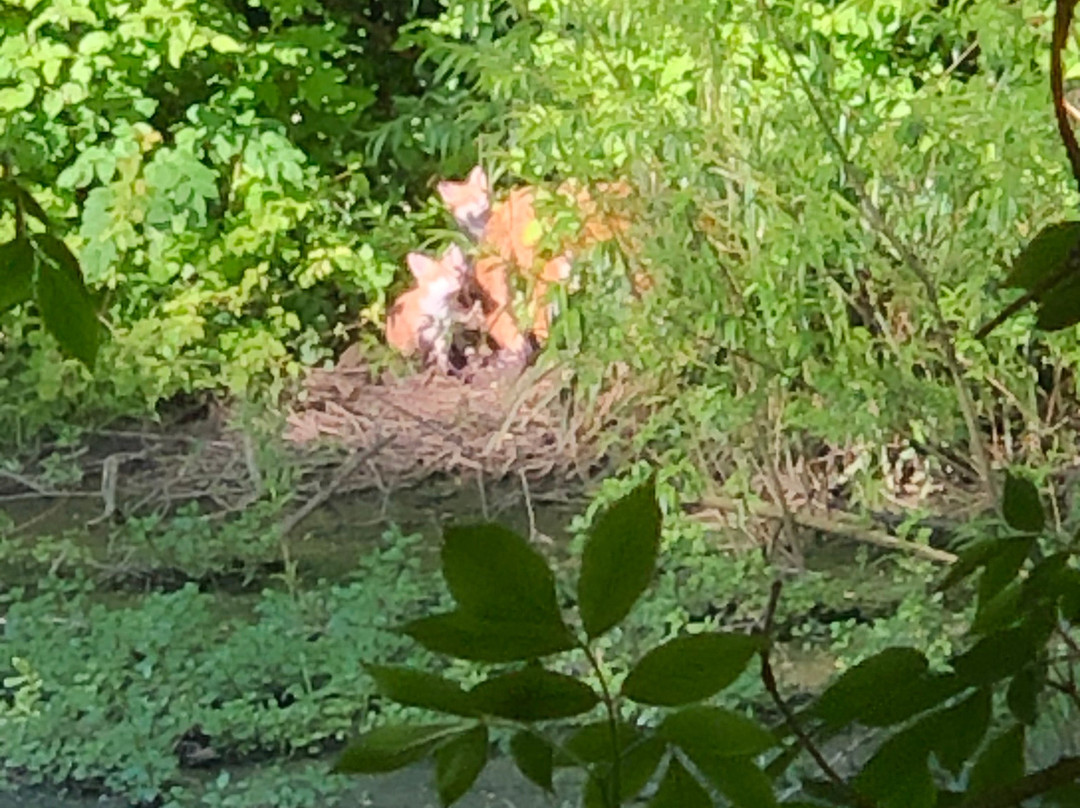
<box><xmin>437</xmin><ymin>165</ymin><xmax>633</xmax><ymax>358</ymax></box>
<box><xmin>385</xmin><ymin>244</ymin><xmax>468</xmax><ymax>372</ymax></box>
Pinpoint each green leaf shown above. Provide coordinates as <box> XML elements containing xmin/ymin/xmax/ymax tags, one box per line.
<box><xmin>660</xmin><ymin>706</ymin><xmax>776</xmax><ymax>759</ymax></box>
<box><xmin>916</xmin><ymin>688</ymin><xmax>991</xmax><ymax>775</ymax></box>
<box><xmin>434</xmin><ymin>725</ymin><xmax>488</xmax><ymax>807</ymax></box>
<box><xmin>952</xmin><ymin>625</ymin><xmax>1045</xmax><ymax>687</ymax></box>
<box><xmin>978</xmin><ymin>536</ymin><xmax>1034</xmax><ymax>605</ymax></box>
<box><xmin>470</xmin><ymin>665</ymin><xmax>599</xmax><ymax>722</ymax></box>
<box><xmin>334</xmin><ymin>724</ymin><xmax>460</xmax><ymax>773</ymax></box>
<box><xmin>814</xmin><ymin>648</ymin><xmax>961</xmax><ymax>728</ymax></box>
<box><xmin>559</xmin><ymin>720</ymin><xmax>640</xmax><ymax>766</ymax></box>
<box><xmin>0</xmin><ymin>237</ymin><xmax>35</xmax><ymax>313</ymax></box>
<box><xmin>578</xmin><ymin>476</ymin><xmax>662</xmax><ymax>638</ymax></box>
<box><xmin>7</xmin><ymin>181</ymin><xmax>50</xmax><ymax>226</ymax></box>
<box><xmin>937</xmin><ymin>539</ymin><xmax>1014</xmax><ymax>592</ymax></box>
<box><xmin>366</xmin><ymin>665</ymin><xmax>477</xmax><ymax>717</ymax></box>
<box><xmin>1036</xmin><ymin>274</ymin><xmax>1080</xmax><ymax>330</ymax></box>
<box><xmin>32</xmin><ymin>234</ymin><xmax>100</xmax><ymax>368</ymax></box>
<box><xmin>1004</xmin><ymin>220</ymin><xmax>1080</xmax><ymax>291</ymax></box>
<box><xmin>510</xmin><ymin>731</ymin><xmax>553</xmax><ymax>792</ymax></box>
<box><xmin>622</xmin><ymin>632</ymin><xmax>764</xmax><ymax>706</ymax></box>
<box><xmin>401</xmin><ymin>611</ymin><xmax>576</xmax><ymax>663</ymax></box>
<box><xmin>1007</xmin><ymin>666</ymin><xmax>1043</xmax><ymax>726</ymax></box>
<box><xmin>649</xmin><ymin>757</ymin><xmax>711</xmax><ymax>808</ymax></box>
<box><xmin>690</xmin><ymin>755</ymin><xmax>778</xmax><ymax>808</ymax></box>
<box><xmin>209</xmin><ymin>33</ymin><xmax>244</xmax><ymax>53</ymax></box>
<box><xmin>441</xmin><ymin>524</ymin><xmax>565</xmax><ymax>627</ymax></box>
<box><xmin>853</xmin><ymin>727</ymin><xmax>935</xmax><ymax>808</ymax></box>
<box><xmin>583</xmin><ymin>736</ymin><xmax>666</xmax><ymax>807</ymax></box>
<box><xmin>968</xmin><ymin>724</ymin><xmax>1025</xmax><ymax>798</ymax></box>
<box><xmin>1002</xmin><ymin>473</ymin><xmax>1045</xmax><ymax>533</ymax></box>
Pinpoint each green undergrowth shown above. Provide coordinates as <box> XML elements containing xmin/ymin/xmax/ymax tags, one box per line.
<box><xmin>0</xmin><ymin>495</ymin><xmax>968</xmax><ymax>806</ymax></box>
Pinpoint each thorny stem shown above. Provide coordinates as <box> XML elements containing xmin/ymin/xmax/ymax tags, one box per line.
<box><xmin>757</xmin><ymin>580</ymin><xmax>880</xmax><ymax>808</ymax></box>
<box><xmin>581</xmin><ymin>641</ymin><xmax>622</xmax><ymax>807</ymax></box>
<box><xmin>760</xmin><ymin>3</ymin><xmax>998</xmax><ymax>506</ymax></box>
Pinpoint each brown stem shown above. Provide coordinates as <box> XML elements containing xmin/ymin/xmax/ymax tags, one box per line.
<box><xmin>956</xmin><ymin>756</ymin><xmax>1080</xmax><ymax>808</ymax></box>
<box><xmin>757</xmin><ymin>581</ymin><xmax>880</xmax><ymax>808</ymax></box>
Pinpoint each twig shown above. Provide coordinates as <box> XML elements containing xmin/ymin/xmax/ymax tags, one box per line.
<box><xmin>758</xmin><ymin>581</ymin><xmax>879</xmax><ymax>808</ymax></box>
<box><xmin>694</xmin><ymin>495</ymin><xmax>958</xmax><ymax>564</ymax></box>
<box><xmin>279</xmin><ymin>437</ymin><xmax>392</xmax><ymax>538</ymax></box>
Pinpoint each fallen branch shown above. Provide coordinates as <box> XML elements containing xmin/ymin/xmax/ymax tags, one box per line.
<box><xmin>693</xmin><ymin>495</ymin><xmax>958</xmax><ymax>564</ymax></box>
<box><xmin>279</xmin><ymin>436</ymin><xmax>393</xmax><ymax>539</ymax></box>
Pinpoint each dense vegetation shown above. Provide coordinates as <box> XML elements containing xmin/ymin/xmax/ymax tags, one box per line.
<box><xmin>4</xmin><ymin>0</ymin><xmax>1080</xmax><ymax>804</ymax></box>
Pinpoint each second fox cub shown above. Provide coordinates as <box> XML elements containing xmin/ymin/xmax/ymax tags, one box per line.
<box><xmin>384</xmin><ymin>244</ymin><xmax>469</xmax><ymax>373</ymax></box>
<box><xmin>437</xmin><ymin>165</ymin><xmax>635</xmax><ymax>358</ymax></box>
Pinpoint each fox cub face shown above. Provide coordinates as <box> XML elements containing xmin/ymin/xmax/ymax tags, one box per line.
<box><xmin>436</xmin><ymin>165</ymin><xmax>491</xmax><ymax>241</ymax></box>
<box><xmin>385</xmin><ymin>244</ymin><xmax>469</xmax><ymax>371</ymax></box>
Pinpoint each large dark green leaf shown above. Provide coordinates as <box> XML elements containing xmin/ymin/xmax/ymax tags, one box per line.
<box><xmin>366</xmin><ymin>665</ymin><xmax>477</xmax><ymax>717</ymax></box>
<box><xmin>1002</xmin><ymin>473</ymin><xmax>1045</xmax><ymax>533</ymax></box>
<box><xmin>401</xmin><ymin>611</ymin><xmax>576</xmax><ymax>663</ymax></box>
<box><xmin>649</xmin><ymin>757</ymin><xmax>711</xmax><ymax>808</ymax></box>
<box><xmin>689</xmin><ymin>754</ymin><xmax>778</xmax><ymax>808</ymax></box>
<box><xmin>815</xmin><ymin>648</ymin><xmax>961</xmax><ymax>728</ymax></box>
<box><xmin>434</xmin><ymin>725</ymin><xmax>488</xmax><ymax>807</ymax></box>
<box><xmin>578</xmin><ymin>476</ymin><xmax>662</xmax><ymax>638</ymax></box>
<box><xmin>470</xmin><ymin>665</ymin><xmax>599</xmax><ymax>722</ymax></box>
<box><xmin>952</xmin><ymin>625</ymin><xmax>1045</xmax><ymax>687</ymax></box>
<box><xmin>441</xmin><ymin>524</ymin><xmax>565</xmax><ymax>627</ymax></box>
<box><xmin>968</xmin><ymin>724</ymin><xmax>1025</xmax><ymax>798</ymax></box>
<box><xmin>1004</xmin><ymin>220</ymin><xmax>1080</xmax><ymax>291</ymax></box>
<box><xmin>2</xmin><ymin>179</ymin><xmax>51</xmax><ymax>226</ymax></box>
<box><xmin>33</xmin><ymin>233</ymin><xmax>100</xmax><ymax>368</ymax></box>
<box><xmin>1007</xmin><ymin>665</ymin><xmax>1043</xmax><ymax>726</ymax></box>
<box><xmin>622</xmin><ymin>632</ymin><xmax>764</xmax><ymax>706</ymax></box>
<box><xmin>558</xmin><ymin>720</ymin><xmax>640</xmax><ymax>766</ymax></box>
<box><xmin>510</xmin><ymin>731</ymin><xmax>554</xmax><ymax>793</ymax></box>
<box><xmin>913</xmin><ymin>688</ymin><xmax>991</xmax><ymax>775</ymax></box>
<box><xmin>660</xmin><ymin>706</ymin><xmax>776</xmax><ymax>759</ymax></box>
<box><xmin>853</xmin><ymin>727</ymin><xmax>935</xmax><ymax>808</ymax></box>
<box><xmin>334</xmin><ymin>724</ymin><xmax>460</xmax><ymax>773</ymax></box>
<box><xmin>583</xmin><ymin>736</ymin><xmax>667</xmax><ymax>807</ymax></box>
<box><xmin>0</xmin><ymin>237</ymin><xmax>34</xmax><ymax>313</ymax></box>
<box><xmin>1037</xmin><ymin>274</ymin><xmax>1080</xmax><ymax>330</ymax></box>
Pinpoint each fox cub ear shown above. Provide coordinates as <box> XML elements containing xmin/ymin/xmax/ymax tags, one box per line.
<box><xmin>467</xmin><ymin>164</ymin><xmax>489</xmax><ymax>192</ymax></box>
<box><xmin>441</xmin><ymin>243</ymin><xmax>467</xmax><ymax>268</ymax></box>
<box><xmin>406</xmin><ymin>252</ymin><xmax>439</xmax><ymax>281</ymax></box>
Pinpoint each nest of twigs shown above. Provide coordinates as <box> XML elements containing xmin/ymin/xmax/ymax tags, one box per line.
<box><xmin>283</xmin><ymin>357</ymin><xmax>635</xmax><ymax>490</ymax></box>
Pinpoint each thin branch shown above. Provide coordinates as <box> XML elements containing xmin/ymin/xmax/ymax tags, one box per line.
<box><xmin>757</xmin><ymin>581</ymin><xmax>880</xmax><ymax>808</ymax></box>
<box><xmin>956</xmin><ymin>756</ymin><xmax>1080</xmax><ymax>808</ymax></box>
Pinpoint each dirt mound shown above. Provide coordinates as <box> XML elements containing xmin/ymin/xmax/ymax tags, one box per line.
<box><xmin>284</xmin><ymin>357</ymin><xmax>628</xmax><ymax>487</ymax></box>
